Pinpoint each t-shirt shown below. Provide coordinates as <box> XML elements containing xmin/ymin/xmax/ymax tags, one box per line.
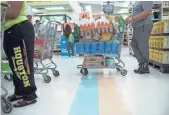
<box><xmin>3</xmin><ymin>1</ymin><xmax>27</xmax><ymax>30</ymax></box>
<box><xmin>132</xmin><ymin>1</ymin><xmax>153</xmax><ymax>27</ymax></box>
<box><xmin>68</xmin><ymin>33</ymin><xmax>74</xmax><ymax>43</ymax></box>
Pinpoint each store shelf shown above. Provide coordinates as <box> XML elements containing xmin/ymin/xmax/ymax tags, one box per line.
<box><xmin>149</xmin><ymin>47</ymin><xmax>169</xmax><ymax>51</ymax></box>
<box><xmin>152</xmin><ymin>19</ymin><xmax>160</xmax><ymax>21</ymax></box>
<box><xmin>163</xmin><ymin>7</ymin><xmax>169</xmax><ymax>9</ymax></box>
<box><xmin>151</xmin><ymin>33</ymin><xmax>169</xmax><ymax>36</ymax></box>
<box><xmin>149</xmin><ymin>60</ymin><xmax>169</xmax><ymax>73</ymax></box>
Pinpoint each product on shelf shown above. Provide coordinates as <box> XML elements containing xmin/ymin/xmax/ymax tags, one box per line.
<box><xmin>149</xmin><ymin>49</ymin><xmax>169</xmax><ymax>64</ymax></box>
<box><xmin>151</xmin><ymin>20</ymin><xmax>169</xmax><ymax>34</ymax></box>
<box><xmin>163</xmin><ymin>1</ymin><xmax>169</xmax><ymax>8</ymax></box>
<box><xmin>149</xmin><ymin>36</ymin><xmax>169</xmax><ymax>48</ymax></box>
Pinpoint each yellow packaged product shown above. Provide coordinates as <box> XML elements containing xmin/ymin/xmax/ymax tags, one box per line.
<box><xmin>159</xmin><ymin>36</ymin><xmax>162</xmax><ymax>48</ymax></box>
<box><xmin>155</xmin><ymin>37</ymin><xmax>157</xmax><ymax>48</ymax></box>
<box><xmin>160</xmin><ymin>51</ymin><xmax>169</xmax><ymax>64</ymax></box>
<box><xmin>156</xmin><ymin>50</ymin><xmax>160</xmax><ymax>63</ymax></box>
<box><xmin>154</xmin><ymin>50</ymin><xmax>156</xmax><ymax>62</ymax></box>
<box><xmin>159</xmin><ymin>51</ymin><xmax>162</xmax><ymax>63</ymax></box>
<box><xmin>149</xmin><ymin>37</ymin><xmax>152</xmax><ymax>47</ymax></box>
<box><xmin>149</xmin><ymin>49</ymin><xmax>152</xmax><ymax>60</ymax></box>
<box><xmin>155</xmin><ymin>50</ymin><xmax>158</xmax><ymax>62</ymax></box>
<box><xmin>150</xmin><ymin>49</ymin><xmax>153</xmax><ymax>61</ymax></box>
<box><xmin>151</xmin><ymin>37</ymin><xmax>154</xmax><ymax>48</ymax></box>
<box><xmin>160</xmin><ymin>21</ymin><xmax>164</xmax><ymax>34</ymax></box>
<box><xmin>152</xmin><ymin>49</ymin><xmax>155</xmax><ymax>61</ymax></box>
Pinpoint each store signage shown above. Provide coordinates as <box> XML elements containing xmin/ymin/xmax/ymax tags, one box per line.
<box><xmin>79</xmin><ymin>12</ymin><xmax>90</xmax><ymax>20</ymax></box>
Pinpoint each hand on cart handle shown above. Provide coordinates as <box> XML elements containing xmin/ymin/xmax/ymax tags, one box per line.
<box><xmin>1</xmin><ymin>3</ymin><xmax>10</xmax><ymax>8</ymax></box>
<box><xmin>125</xmin><ymin>16</ymin><xmax>134</xmax><ymax>23</ymax></box>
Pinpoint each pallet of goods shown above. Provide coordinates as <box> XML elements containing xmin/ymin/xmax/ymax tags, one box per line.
<box><xmin>149</xmin><ymin>20</ymin><xmax>169</xmax><ymax>73</ymax></box>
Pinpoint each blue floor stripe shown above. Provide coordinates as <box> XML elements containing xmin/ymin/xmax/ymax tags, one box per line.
<box><xmin>69</xmin><ymin>75</ymin><xmax>99</xmax><ymax>115</ymax></box>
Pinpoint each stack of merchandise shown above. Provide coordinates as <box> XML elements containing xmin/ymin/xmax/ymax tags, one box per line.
<box><xmin>151</xmin><ymin>20</ymin><xmax>169</xmax><ymax>34</ymax></box>
<box><xmin>83</xmin><ymin>55</ymin><xmax>104</xmax><ymax>68</ymax></box>
<box><xmin>149</xmin><ymin>20</ymin><xmax>169</xmax><ymax>65</ymax></box>
<box><xmin>34</xmin><ymin>37</ymin><xmax>51</xmax><ymax>59</ymax></box>
<box><xmin>76</xmin><ymin>15</ymin><xmax>124</xmax><ymax>55</ymax></box>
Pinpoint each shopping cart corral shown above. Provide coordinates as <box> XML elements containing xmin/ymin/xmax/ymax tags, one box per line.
<box><xmin>34</xmin><ymin>21</ymin><xmax>61</xmax><ymax>83</ymax></box>
<box><xmin>1</xmin><ymin>3</ymin><xmax>13</xmax><ymax>113</ymax></box>
<box><xmin>76</xmin><ymin>14</ymin><xmax>127</xmax><ymax>76</ymax></box>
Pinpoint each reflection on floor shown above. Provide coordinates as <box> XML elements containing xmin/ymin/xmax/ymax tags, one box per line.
<box><xmin>1</xmin><ymin>47</ymin><xmax>169</xmax><ymax>115</ymax></box>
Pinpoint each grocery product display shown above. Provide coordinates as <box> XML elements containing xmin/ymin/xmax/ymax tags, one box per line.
<box><xmin>76</xmin><ymin>13</ymin><xmax>127</xmax><ymax>76</ymax></box>
<box><xmin>1</xmin><ymin>1</ymin><xmax>169</xmax><ymax>115</ymax></box>
<box><xmin>149</xmin><ymin>20</ymin><xmax>169</xmax><ymax>73</ymax></box>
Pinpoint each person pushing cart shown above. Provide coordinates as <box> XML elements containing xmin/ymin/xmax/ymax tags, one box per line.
<box><xmin>1</xmin><ymin>1</ymin><xmax>37</xmax><ymax>107</ymax></box>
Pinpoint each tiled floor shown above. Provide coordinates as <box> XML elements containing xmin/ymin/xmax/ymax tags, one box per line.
<box><xmin>1</xmin><ymin>47</ymin><xmax>169</xmax><ymax>115</ymax></box>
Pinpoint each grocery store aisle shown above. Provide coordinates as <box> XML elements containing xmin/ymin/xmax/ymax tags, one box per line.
<box><xmin>1</xmin><ymin>47</ymin><xmax>169</xmax><ymax>115</ymax></box>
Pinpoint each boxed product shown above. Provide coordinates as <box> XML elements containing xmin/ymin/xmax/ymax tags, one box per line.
<box><xmin>160</xmin><ymin>36</ymin><xmax>169</xmax><ymax>48</ymax></box>
<box><xmin>159</xmin><ymin>51</ymin><xmax>169</xmax><ymax>64</ymax></box>
<box><xmin>83</xmin><ymin>55</ymin><xmax>104</xmax><ymax>67</ymax></box>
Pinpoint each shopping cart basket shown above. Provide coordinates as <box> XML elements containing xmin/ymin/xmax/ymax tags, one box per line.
<box><xmin>76</xmin><ymin>14</ymin><xmax>127</xmax><ymax>76</ymax></box>
<box><xmin>1</xmin><ymin>3</ymin><xmax>13</xmax><ymax>113</ymax></box>
<box><xmin>34</xmin><ymin>21</ymin><xmax>60</xmax><ymax>83</ymax></box>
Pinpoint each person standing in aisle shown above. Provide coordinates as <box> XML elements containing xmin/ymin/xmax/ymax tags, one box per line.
<box><xmin>125</xmin><ymin>1</ymin><xmax>153</xmax><ymax>74</ymax></box>
<box><xmin>64</xmin><ymin>24</ymin><xmax>75</xmax><ymax>57</ymax></box>
<box><xmin>3</xmin><ymin>1</ymin><xmax>37</xmax><ymax>107</ymax></box>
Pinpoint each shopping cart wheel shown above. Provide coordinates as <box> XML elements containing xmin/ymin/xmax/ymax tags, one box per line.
<box><xmin>116</xmin><ymin>68</ymin><xmax>120</xmax><ymax>71</ymax></box>
<box><xmin>80</xmin><ymin>68</ymin><xmax>88</xmax><ymax>76</ymax></box>
<box><xmin>1</xmin><ymin>100</ymin><xmax>13</xmax><ymax>113</ymax></box>
<box><xmin>43</xmin><ymin>75</ymin><xmax>51</xmax><ymax>83</ymax></box>
<box><xmin>52</xmin><ymin>70</ymin><xmax>60</xmax><ymax>77</ymax></box>
<box><xmin>120</xmin><ymin>69</ymin><xmax>127</xmax><ymax>76</ymax></box>
<box><xmin>129</xmin><ymin>52</ymin><xmax>132</xmax><ymax>55</ymax></box>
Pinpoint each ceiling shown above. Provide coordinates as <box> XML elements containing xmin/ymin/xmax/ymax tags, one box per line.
<box><xmin>28</xmin><ymin>1</ymin><xmax>130</xmax><ymax>16</ymax></box>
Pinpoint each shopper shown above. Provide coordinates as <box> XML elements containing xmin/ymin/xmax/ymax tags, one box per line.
<box><xmin>3</xmin><ymin>1</ymin><xmax>37</xmax><ymax>107</ymax></box>
<box><xmin>34</xmin><ymin>20</ymin><xmax>41</xmax><ymax>34</ymax></box>
<box><xmin>125</xmin><ymin>1</ymin><xmax>153</xmax><ymax>74</ymax></box>
<box><xmin>64</xmin><ymin>24</ymin><xmax>75</xmax><ymax>57</ymax></box>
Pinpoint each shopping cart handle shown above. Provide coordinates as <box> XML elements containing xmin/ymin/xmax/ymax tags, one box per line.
<box><xmin>77</xmin><ymin>65</ymin><xmax>83</xmax><ymax>69</ymax></box>
<box><xmin>1</xmin><ymin>3</ymin><xmax>10</xmax><ymax>8</ymax></box>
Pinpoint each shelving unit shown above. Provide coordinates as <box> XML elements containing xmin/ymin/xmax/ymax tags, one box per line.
<box><xmin>162</xmin><ymin>1</ymin><xmax>169</xmax><ymax>20</ymax></box>
<box><xmin>152</xmin><ymin>2</ymin><xmax>162</xmax><ymax>23</ymax></box>
<box><xmin>149</xmin><ymin>20</ymin><xmax>169</xmax><ymax>73</ymax></box>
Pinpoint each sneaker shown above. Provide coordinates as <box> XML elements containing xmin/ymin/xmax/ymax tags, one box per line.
<box><xmin>135</xmin><ymin>61</ymin><xmax>150</xmax><ymax>74</ymax></box>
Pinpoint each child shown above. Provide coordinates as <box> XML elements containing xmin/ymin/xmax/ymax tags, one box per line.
<box><xmin>64</xmin><ymin>24</ymin><xmax>74</xmax><ymax>57</ymax></box>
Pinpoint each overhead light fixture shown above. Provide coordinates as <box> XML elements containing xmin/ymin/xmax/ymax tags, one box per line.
<box><xmin>45</xmin><ymin>7</ymin><xmax>64</xmax><ymax>10</ymax></box>
<box><xmin>32</xmin><ymin>8</ymin><xmax>39</xmax><ymax>13</ymax></box>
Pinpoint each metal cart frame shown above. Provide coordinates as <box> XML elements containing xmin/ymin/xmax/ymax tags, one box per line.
<box><xmin>34</xmin><ymin>21</ymin><xmax>60</xmax><ymax>83</ymax></box>
<box><xmin>1</xmin><ymin>3</ymin><xmax>13</xmax><ymax>113</ymax></box>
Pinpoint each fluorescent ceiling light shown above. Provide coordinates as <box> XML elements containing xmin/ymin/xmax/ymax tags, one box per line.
<box><xmin>45</xmin><ymin>7</ymin><xmax>64</xmax><ymax>10</ymax></box>
<box><xmin>32</xmin><ymin>8</ymin><xmax>39</xmax><ymax>13</ymax></box>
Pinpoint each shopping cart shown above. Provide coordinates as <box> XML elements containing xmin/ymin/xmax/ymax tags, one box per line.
<box><xmin>34</xmin><ymin>21</ymin><xmax>60</xmax><ymax>83</ymax></box>
<box><xmin>76</xmin><ymin>14</ymin><xmax>127</xmax><ymax>76</ymax></box>
<box><xmin>1</xmin><ymin>3</ymin><xmax>13</xmax><ymax>113</ymax></box>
